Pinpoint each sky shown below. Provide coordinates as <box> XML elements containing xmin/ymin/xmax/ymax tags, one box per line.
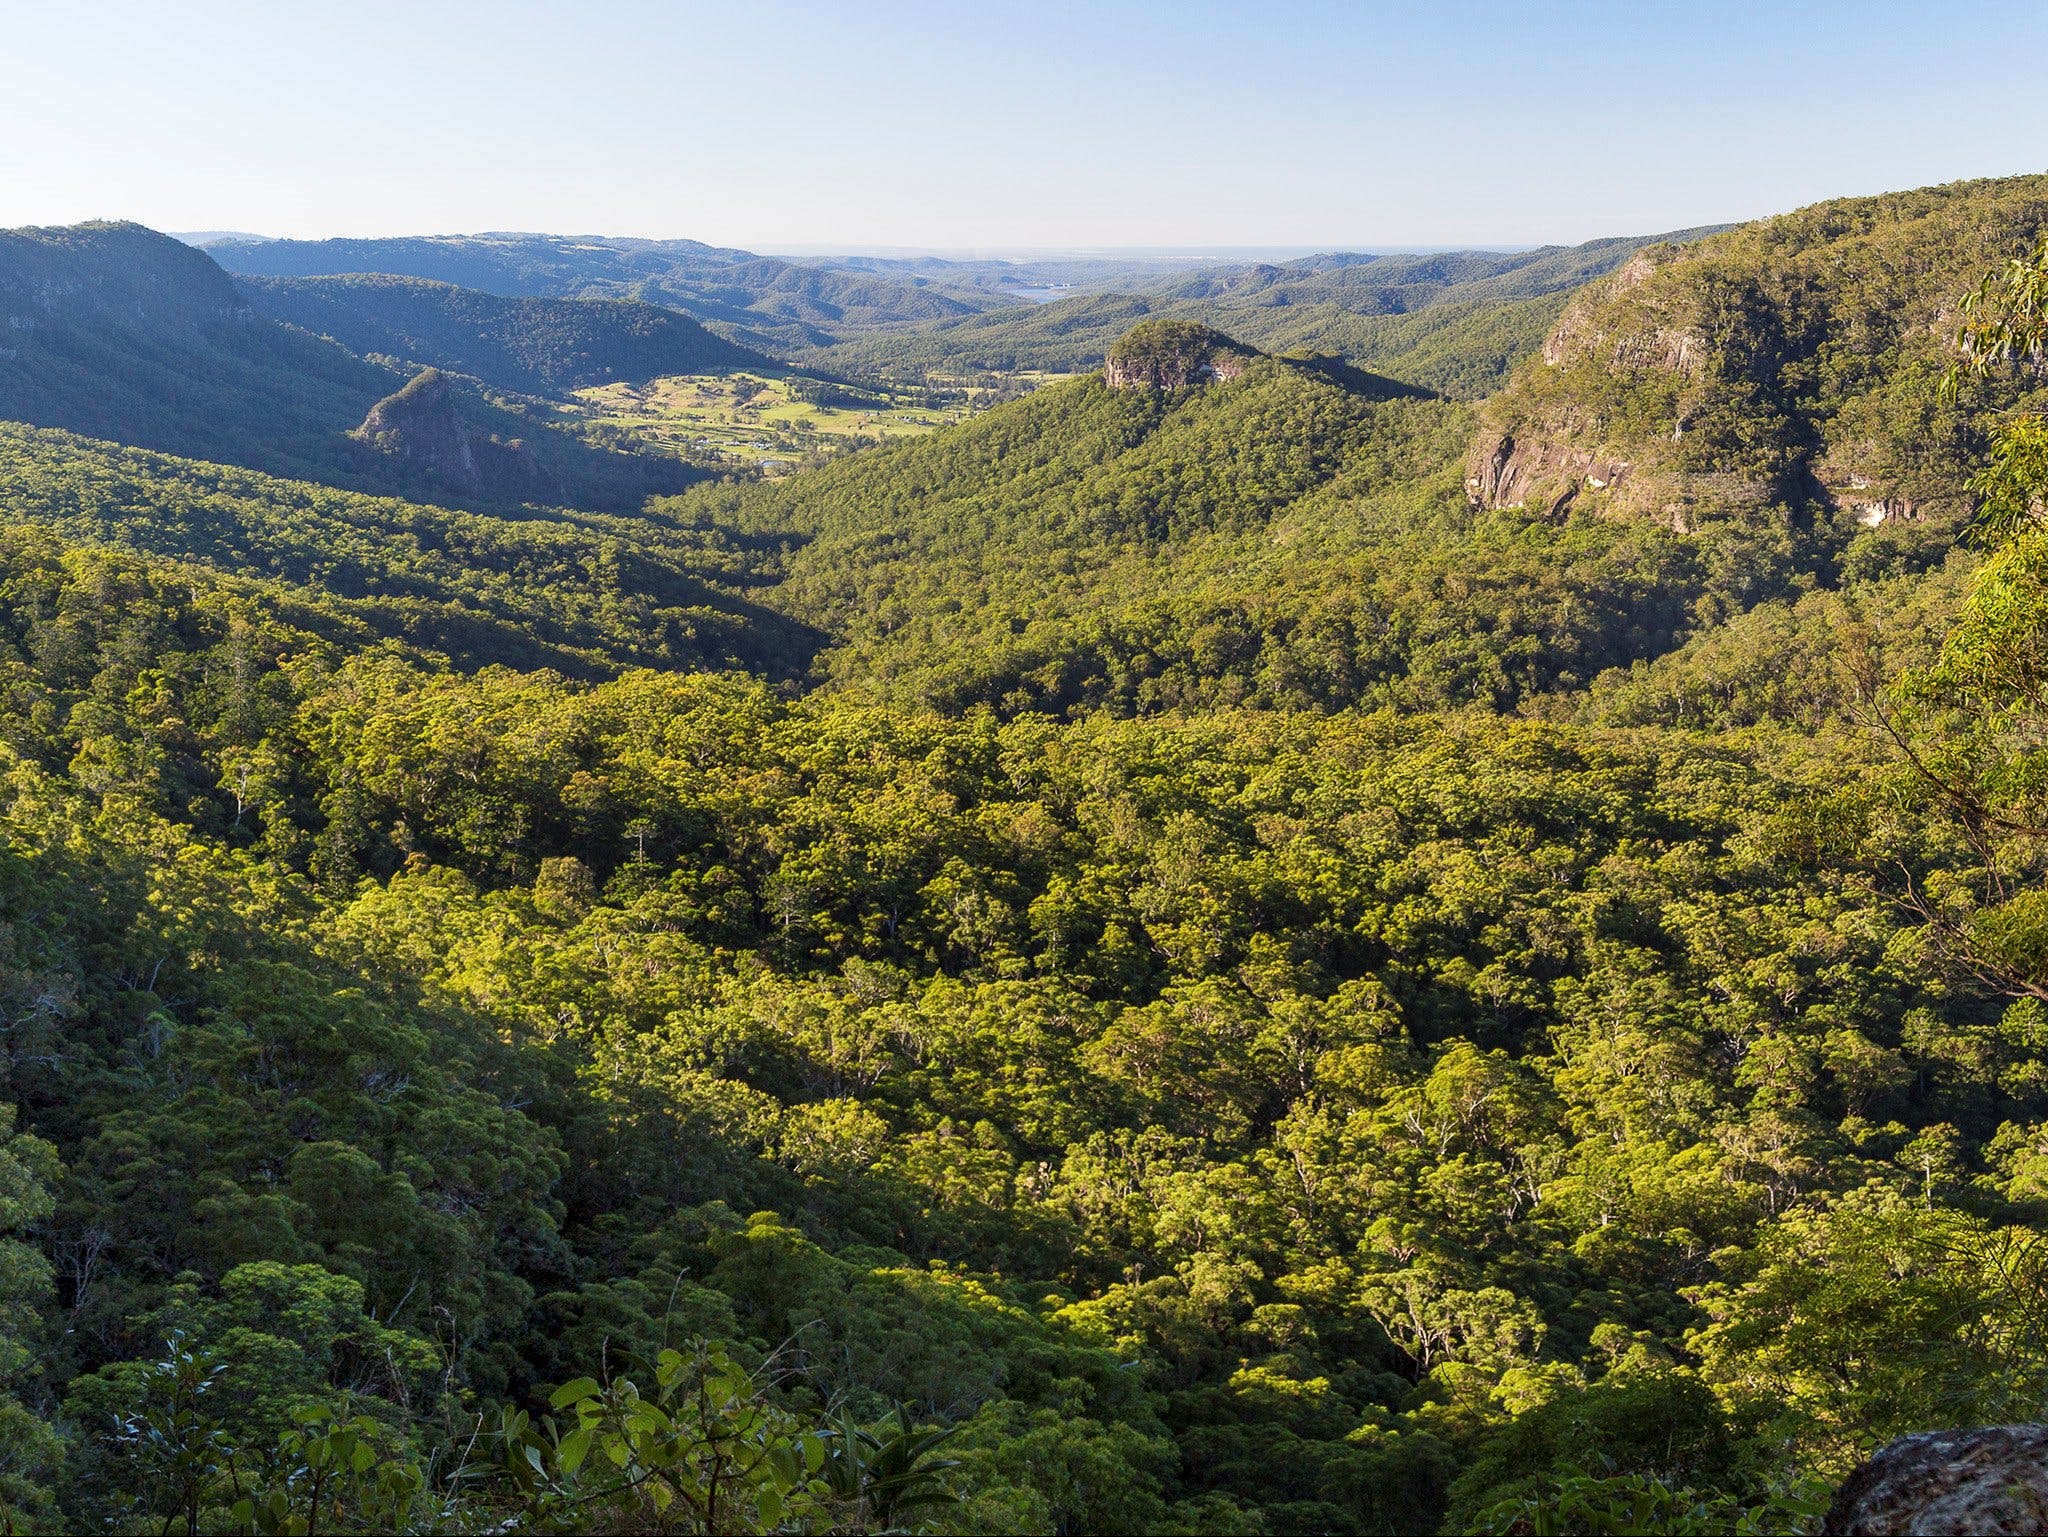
<box><xmin>8</xmin><ymin>0</ymin><xmax>2048</xmax><ymax>252</ymax></box>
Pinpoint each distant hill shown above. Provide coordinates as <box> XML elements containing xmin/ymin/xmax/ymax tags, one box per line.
<box><xmin>803</xmin><ymin>229</ymin><xmax>1725</xmax><ymax>393</ymax></box>
<box><xmin>1141</xmin><ymin>231</ymin><xmax>1730</xmax><ymax>309</ymax></box>
<box><xmin>207</xmin><ymin>232</ymin><xmax>1016</xmax><ymax>351</ymax></box>
<box><xmin>792</xmin><ymin>251</ymin><xmax>1214</xmax><ymax>297</ymax></box>
<box><xmin>1250</xmin><ymin>292</ymin><xmax>1575</xmax><ymax>400</ymax></box>
<box><xmin>242</xmin><ymin>273</ymin><xmax>772</xmax><ymax>395</ymax></box>
<box><xmin>1468</xmin><ymin>174</ymin><xmax>2048</xmax><ymax>527</ymax></box>
<box><xmin>171</xmin><ymin>230</ymin><xmax>275</xmax><ymax>246</ymax></box>
<box><xmin>0</xmin><ymin>221</ymin><xmax>701</xmax><ymax>509</ymax></box>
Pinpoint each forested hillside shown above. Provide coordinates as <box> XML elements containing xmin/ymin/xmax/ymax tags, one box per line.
<box><xmin>671</xmin><ymin>318</ymin><xmax>1951</xmax><ymax>720</ymax></box>
<box><xmin>0</xmin><ymin>223</ymin><xmax>701</xmax><ymax>510</ymax></box>
<box><xmin>0</xmin><ymin>175</ymin><xmax>2046</xmax><ymax>1537</ymax></box>
<box><xmin>0</xmin><ymin>422</ymin><xmax>811</xmax><ymax>676</ymax></box>
<box><xmin>242</xmin><ymin>275</ymin><xmax>772</xmax><ymax>395</ymax></box>
<box><xmin>1471</xmin><ymin>174</ymin><xmax>2048</xmax><ymax>526</ymax></box>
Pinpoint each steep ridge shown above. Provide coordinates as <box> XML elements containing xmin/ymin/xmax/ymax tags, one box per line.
<box><xmin>0</xmin><ymin>220</ymin><xmax>396</xmax><ymax>466</ymax></box>
<box><xmin>1467</xmin><ymin>174</ymin><xmax>2048</xmax><ymax>527</ymax></box>
<box><xmin>243</xmin><ymin>274</ymin><xmax>771</xmax><ymax>395</ymax></box>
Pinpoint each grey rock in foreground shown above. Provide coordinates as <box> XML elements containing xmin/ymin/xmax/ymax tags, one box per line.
<box><xmin>1826</xmin><ymin>1425</ymin><xmax>2048</xmax><ymax>1535</ymax></box>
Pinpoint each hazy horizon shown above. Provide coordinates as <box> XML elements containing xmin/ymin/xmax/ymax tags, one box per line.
<box><xmin>159</xmin><ymin>232</ymin><xmax>1560</xmax><ymax>261</ymax></box>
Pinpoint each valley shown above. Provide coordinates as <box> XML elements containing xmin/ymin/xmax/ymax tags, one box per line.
<box><xmin>0</xmin><ymin>157</ymin><xmax>2046</xmax><ymax>1537</ymax></box>
<box><xmin>565</xmin><ymin>368</ymin><xmax>1057</xmax><ymax>470</ymax></box>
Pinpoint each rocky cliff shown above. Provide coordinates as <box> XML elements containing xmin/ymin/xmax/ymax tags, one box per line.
<box><xmin>1466</xmin><ymin>174</ymin><xmax>2048</xmax><ymax>529</ymax></box>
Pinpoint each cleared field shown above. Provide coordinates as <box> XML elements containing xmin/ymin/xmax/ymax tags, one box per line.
<box><xmin>567</xmin><ymin>370</ymin><xmax>1066</xmax><ymax>472</ymax></box>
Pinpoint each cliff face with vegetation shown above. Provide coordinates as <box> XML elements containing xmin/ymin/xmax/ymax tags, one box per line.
<box><xmin>1468</xmin><ymin>174</ymin><xmax>2048</xmax><ymax>527</ymax></box>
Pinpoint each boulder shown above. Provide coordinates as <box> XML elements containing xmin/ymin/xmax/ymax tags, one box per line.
<box><xmin>1825</xmin><ymin>1425</ymin><xmax>2048</xmax><ymax>1535</ymax></box>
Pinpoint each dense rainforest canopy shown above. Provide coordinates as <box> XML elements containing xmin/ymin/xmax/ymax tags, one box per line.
<box><xmin>1</xmin><ymin>176</ymin><xmax>2047</xmax><ymax>1534</ymax></box>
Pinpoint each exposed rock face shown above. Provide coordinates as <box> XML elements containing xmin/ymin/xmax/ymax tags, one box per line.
<box><xmin>1462</xmin><ymin>247</ymin><xmax>1733</xmax><ymax>524</ymax></box>
<box><xmin>1825</xmin><ymin>1425</ymin><xmax>2048</xmax><ymax>1535</ymax></box>
<box><xmin>1104</xmin><ymin>320</ymin><xmax>1254</xmax><ymax>391</ymax></box>
<box><xmin>354</xmin><ymin>367</ymin><xmax>548</xmax><ymax>499</ymax></box>
<box><xmin>1845</xmin><ymin>494</ymin><xmax>1919</xmax><ymax>528</ymax></box>
<box><xmin>356</xmin><ymin>369</ymin><xmax>476</xmax><ymax>482</ymax></box>
<box><xmin>1465</xmin><ymin>429</ymin><xmax>1634</xmax><ymax>515</ymax></box>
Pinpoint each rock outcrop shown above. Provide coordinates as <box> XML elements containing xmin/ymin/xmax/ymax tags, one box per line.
<box><xmin>1465</xmin><ymin>428</ymin><xmax>1634</xmax><ymax>516</ymax></box>
<box><xmin>1825</xmin><ymin>1425</ymin><xmax>2048</xmax><ymax>1534</ymax></box>
<box><xmin>353</xmin><ymin>367</ymin><xmax>549</xmax><ymax>499</ymax></box>
<box><xmin>1464</xmin><ymin>174</ymin><xmax>2048</xmax><ymax>529</ymax></box>
<box><xmin>1104</xmin><ymin>320</ymin><xmax>1254</xmax><ymax>391</ymax></box>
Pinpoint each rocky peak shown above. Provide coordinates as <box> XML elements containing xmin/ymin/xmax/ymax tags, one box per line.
<box><xmin>354</xmin><ymin>367</ymin><xmax>548</xmax><ymax>500</ymax></box>
<box><xmin>355</xmin><ymin>368</ymin><xmax>473</xmax><ymax>477</ymax></box>
<box><xmin>1104</xmin><ymin>320</ymin><xmax>1255</xmax><ymax>391</ymax></box>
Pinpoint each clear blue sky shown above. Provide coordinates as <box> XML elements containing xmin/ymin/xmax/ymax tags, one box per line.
<box><xmin>9</xmin><ymin>0</ymin><xmax>2047</xmax><ymax>251</ymax></box>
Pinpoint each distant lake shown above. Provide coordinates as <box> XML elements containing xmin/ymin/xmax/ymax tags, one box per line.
<box><xmin>1002</xmin><ymin>285</ymin><xmax>1078</xmax><ymax>305</ymax></box>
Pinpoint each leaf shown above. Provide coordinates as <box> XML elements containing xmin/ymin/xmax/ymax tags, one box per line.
<box><xmin>557</xmin><ymin>1425</ymin><xmax>593</xmax><ymax>1476</ymax></box>
<box><xmin>549</xmin><ymin>1376</ymin><xmax>602</xmax><ymax>1410</ymax></box>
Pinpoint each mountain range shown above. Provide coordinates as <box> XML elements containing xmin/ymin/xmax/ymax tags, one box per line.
<box><xmin>205</xmin><ymin>231</ymin><xmax>1014</xmax><ymax>351</ymax></box>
